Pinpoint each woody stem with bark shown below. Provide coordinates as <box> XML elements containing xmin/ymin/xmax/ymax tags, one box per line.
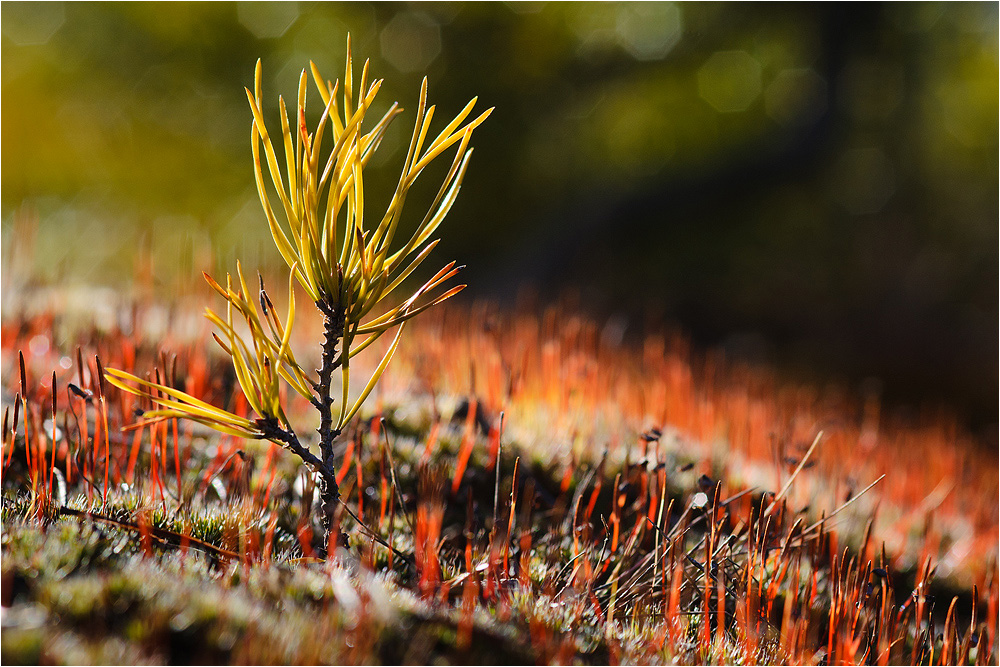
<box><xmin>314</xmin><ymin>296</ymin><xmax>346</xmax><ymax>549</ymax></box>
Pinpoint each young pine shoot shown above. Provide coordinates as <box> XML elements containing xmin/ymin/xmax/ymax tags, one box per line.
<box><xmin>107</xmin><ymin>38</ymin><xmax>491</xmax><ymax>551</ymax></box>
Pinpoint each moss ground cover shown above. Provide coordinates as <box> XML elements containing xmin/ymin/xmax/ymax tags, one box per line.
<box><xmin>2</xmin><ymin>291</ymin><xmax>996</xmax><ymax>664</ymax></box>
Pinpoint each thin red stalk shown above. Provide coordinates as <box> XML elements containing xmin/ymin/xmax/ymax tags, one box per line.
<box><xmin>5</xmin><ymin>398</ymin><xmax>21</xmax><ymax>472</ymax></box>
<box><xmin>378</xmin><ymin>449</ymin><xmax>388</xmax><ymax>529</ymax></box>
<box><xmin>263</xmin><ymin>514</ymin><xmax>278</xmax><ymax>565</ymax></box>
<box><xmin>610</xmin><ymin>472</ymin><xmax>622</xmax><ymax>553</ymax></box>
<box><xmin>1</xmin><ymin>406</ymin><xmax>9</xmax><ymax>482</ymax></box>
<box><xmin>420</xmin><ymin>421</ymin><xmax>440</xmax><ymax>464</ymax></box>
<box><xmin>149</xmin><ymin>417</ymin><xmax>159</xmax><ymax>502</ymax></box>
<box><xmin>78</xmin><ymin>394</ymin><xmax>92</xmax><ymax>500</ymax></box>
<box><xmin>60</xmin><ymin>409</ymin><xmax>74</xmax><ymax>486</ymax></box>
<box><xmin>155</xmin><ymin>419</ymin><xmax>168</xmax><ymax>509</ymax></box>
<box><xmin>451</xmin><ymin>398</ymin><xmax>477</xmax><ymax>494</ymax></box>
<box><xmin>457</xmin><ymin>571</ymin><xmax>477</xmax><ymax>650</ymax></box>
<box><xmin>583</xmin><ymin>472</ymin><xmax>603</xmax><ymax>523</ymax></box>
<box><xmin>48</xmin><ymin>372</ymin><xmax>57</xmax><ymax>497</ymax></box>
<box><xmin>502</xmin><ymin>456</ymin><xmax>520</xmax><ymax>577</ymax></box>
<box><xmin>703</xmin><ymin>513</ymin><xmax>714</xmax><ymax>653</ymax></box>
<box><xmin>261</xmin><ymin>465</ymin><xmax>279</xmax><ymax>509</ymax></box>
<box><xmin>255</xmin><ymin>442</ymin><xmax>276</xmax><ymax>506</ymax></box>
<box><xmin>355</xmin><ymin>442</ymin><xmax>364</xmax><ymax>517</ymax></box>
<box><xmin>336</xmin><ymin>439</ymin><xmax>355</xmax><ymax>485</ymax></box>
<box><xmin>387</xmin><ymin>479</ymin><xmax>397</xmax><ymax>570</ymax></box>
<box><xmin>172</xmin><ymin>417</ymin><xmax>182</xmax><ymax>503</ymax></box>
<box><xmin>98</xmin><ymin>397</ymin><xmax>110</xmax><ymax>502</ymax></box>
<box><xmin>95</xmin><ymin>356</ymin><xmax>110</xmax><ymax>504</ymax></box>
<box><xmin>716</xmin><ymin>562</ymin><xmax>725</xmax><ymax>648</ymax></box>
<box><xmin>297</xmin><ymin>520</ymin><xmax>314</xmax><ymax>559</ymax></box>
<box><xmin>126</xmin><ymin>422</ymin><xmax>144</xmax><ymax>484</ymax></box>
<box><xmin>668</xmin><ymin>557</ymin><xmax>683</xmax><ymax>644</ymax></box>
<box><xmin>22</xmin><ymin>401</ymin><xmax>34</xmax><ymax>489</ymax></box>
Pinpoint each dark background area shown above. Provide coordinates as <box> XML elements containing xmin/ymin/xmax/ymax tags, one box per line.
<box><xmin>2</xmin><ymin>2</ymin><xmax>996</xmax><ymax>430</ymax></box>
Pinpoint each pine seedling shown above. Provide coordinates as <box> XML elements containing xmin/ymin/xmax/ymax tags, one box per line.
<box><xmin>107</xmin><ymin>37</ymin><xmax>491</xmax><ymax>550</ymax></box>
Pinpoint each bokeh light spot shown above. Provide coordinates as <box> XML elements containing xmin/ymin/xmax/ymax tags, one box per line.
<box><xmin>764</xmin><ymin>68</ymin><xmax>828</xmax><ymax>127</ymax></box>
<box><xmin>937</xmin><ymin>80</ymin><xmax>989</xmax><ymax>148</ymax></box>
<box><xmin>504</xmin><ymin>2</ymin><xmax>545</xmax><ymax>15</ymax></box>
<box><xmin>2</xmin><ymin>2</ymin><xmax>65</xmax><ymax>46</ymax></box>
<box><xmin>380</xmin><ymin>12</ymin><xmax>441</xmax><ymax>74</ymax></box>
<box><xmin>29</xmin><ymin>334</ymin><xmax>50</xmax><ymax>357</ymax></box>
<box><xmin>885</xmin><ymin>2</ymin><xmax>944</xmax><ymax>33</ymax></box>
<box><xmin>615</xmin><ymin>3</ymin><xmax>683</xmax><ymax>61</ymax></box>
<box><xmin>698</xmin><ymin>50</ymin><xmax>762</xmax><ymax>113</ymax></box>
<box><xmin>237</xmin><ymin>2</ymin><xmax>300</xmax><ymax>40</ymax></box>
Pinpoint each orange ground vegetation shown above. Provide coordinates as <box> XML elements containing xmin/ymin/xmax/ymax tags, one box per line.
<box><xmin>2</xmin><ymin>289</ymin><xmax>997</xmax><ymax>664</ymax></box>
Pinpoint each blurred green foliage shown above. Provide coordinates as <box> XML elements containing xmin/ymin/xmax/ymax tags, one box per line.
<box><xmin>2</xmin><ymin>2</ymin><xmax>997</xmax><ymax>423</ymax></box>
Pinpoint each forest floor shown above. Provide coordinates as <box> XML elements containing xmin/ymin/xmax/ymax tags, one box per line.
<box><xmin>2</xmin><ymin>286</ymin><xmax>997</xmax><ymax>665</ymax></box>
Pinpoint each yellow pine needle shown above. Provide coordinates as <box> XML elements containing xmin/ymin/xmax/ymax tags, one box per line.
<box><xmin>355</xmin><ymin>264</ymin><xmax>463</xmax><ymax>335</ymax></box>
<box><xmin>358</xmin><ymin>269</ymin><xmax>389</xmax><ymax>320</ymax></box>
<box><xmin>354</xmin><ymin>284</ymin><xmax>466</xmax><ymax>337</ymax></box>
<box><xmin>424</xmin><ymin>96</ymin><xmax>480</xmax><ymax>156</ymax></box>
<box><xmin>309</xmin><ymin>60</ymin><xmax>332</xmax><ymax>106</ymax></box>
<box><xmin>252</xmin><ymin>124</ymin><xmax>316</xmax><ymax>299</ymax></box>
<box><xmin>247</xmin><ymin>90</ymin><xmax>295</xmax><ymax>227</ymax></box>
<box><xmin>412</xmin><ymin>103</ymin><xmax>436</xmax><ymax>171</ymax></box>
<box><xmin>410</xmin><ymin>107</ymin><xmax>492</xmax><ymax>179</ymax></box>
<box><xmin>278</xmin><ymin>95</ymin><xmax>298</xmax><ymax>212</ymax></box>
<box><xmin>276</xmin><ymin>264</ymin><xmax>297</xmax><ymax>369</ymax></box>
<box><xmin>230</xmin><ymin>330</ymin><xmax>265</xmax><ymax>418</ymax></box>
<box><xmin>142</xmin><ymin>411</ymin><xmax>260</xmax><ymax>439</ymax></box>
<box><xmin>296</xmin><ymin>68</ymin><xmax>307</xmax><ymax>196</ymax></box>
<box><xmin>340</xmin><ymin>319</ymin><xmax>407</xmax><ymax>429</ymax></box>
<box><xmin>104</xmin><ymin>370</ymin><xmax>255</xmax><ymax>431</ymax></box>
<box><xmin>380</xmin><ymin>239</ymin><xmax>440</xmax><ymax>301</ymax></box>
<box><xmin>338</xmin><ymin>354</ymin><xmax>351</xmax><ymax>429</ymax></box>
<box><xmin>359</xmin><ymin>104</ymin><xmax>399</xmax><ymax>165</ymax></box>
<box><xmin>343</xmin><ymin>34</ymin><xmax>354</xmax><ymax>120</ymax></box>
